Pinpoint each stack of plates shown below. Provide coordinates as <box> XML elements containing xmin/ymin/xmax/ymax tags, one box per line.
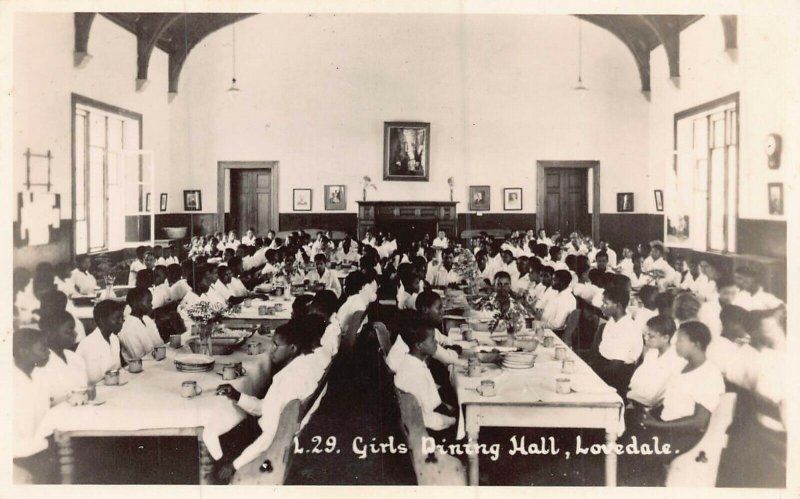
<box><xmin>501</xmin><ymin>352</ymin><xmax>536</xmax><ymax>370</ymax></box>
<box><xmin>174</xmin><ymin>353</ymin><xmax>215</xmax><ymax>373</ymax></box>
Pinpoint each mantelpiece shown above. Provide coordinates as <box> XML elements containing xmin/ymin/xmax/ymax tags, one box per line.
<box><xmin>356</xmin><ymin>201</ymin><xmax>458</xmax><ymax>242</ymax></box>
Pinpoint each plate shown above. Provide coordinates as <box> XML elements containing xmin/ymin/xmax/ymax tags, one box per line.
<box><xmin>175</xmin><ymin>353</ymin><xmax>215</xmax><ymax>365</ymax></box>
<box><xmin>102</xmin><ymin>379</ymin><xmax>129</xmax><ymax>386</ymax></box>
<box><xmin>502</xmin><ymin>364</ymin><xmax>535</xmax><ymax>371</ymax></box>
<box><xmin>89</xmin><ymin>399</ymin><xmax>106</xmax><ymax>406</ymax></box>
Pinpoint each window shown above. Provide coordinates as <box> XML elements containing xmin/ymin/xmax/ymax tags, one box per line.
<box><xmin>668</xmin><ymin>94</ymin><xmax>738</xmax><ymax>253</ymax></box>
<box><xmin>72</xmin><ymin>95</ymin><xmax>143</xmax><ymax>254</ymax></box>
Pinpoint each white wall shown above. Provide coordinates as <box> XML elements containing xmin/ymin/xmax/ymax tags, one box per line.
<box><xmin>13</xmin><ymin>13</ymin><xmax>172</xmax><ymax>220</ymax></box>
<box><xmin>647</xmin><ymin>14</ymin><xmax>798</xmax><ymax>220</ymax></box>
<box><xmin>169</xmin><ymin>14</ymin><xmax>650</xmax><ymax>216</ymax></box>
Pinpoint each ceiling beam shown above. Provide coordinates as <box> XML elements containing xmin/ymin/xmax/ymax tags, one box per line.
<box><xmin>575</xmin><ymin>15</ymin><xmax>653</xmax><ymax>94</ymax></box>
<box><xmin>74</xmin><ymin>13</ymin><xmax>96</xmax><ymax>67</ymax></box>
<box><xmin>721</xmin><ymin>15</ymin><xmax>737</xmax><ymax>51</ymax></box>
<box><xmin>136</xmin><ymin>13</ymin><xmax>185</xmax><ymax>91</ymax></box>
<box><xmin>642</xmin><ymin>15</ymin><xmax>681</xmax><ymax>84</ymax></box>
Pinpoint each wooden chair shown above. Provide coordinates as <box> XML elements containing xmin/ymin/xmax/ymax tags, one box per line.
<box><xmin>373</xmin><ymin>322</ymin><xmax>392</xmax><ymax>357</ymax></box>
<box><xmin>231</xmin><ymin>369</ymin><xmax>331</xmax><ymax>485</ymax></box>
<box><xmin>395</xmin><ymin>390</ymin><xmax>467</xmax><ymax>485</ymax></box>
<box><xmin>338</xmin><ymin>309</ymin><xmax>367</xmax><ymax>355</ymax></box>
<box><xmin>560</xmin><ymin>308</ymin><xmax>581</xmax><ymax>348</ymax></box>
<box><xmin>665</xmin><ymin>392</ymin><xmax>738</xmax><ymax>487</ymax></box>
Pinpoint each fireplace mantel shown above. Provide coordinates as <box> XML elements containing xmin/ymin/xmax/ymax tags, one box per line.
<box><xmin>357</xmin><ymin>201</ymin><xmax>458</xmax><ymax>240</ymax></box>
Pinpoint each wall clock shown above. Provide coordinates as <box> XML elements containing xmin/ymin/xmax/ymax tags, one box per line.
<box><xmin>766</xmin><ymin>133</ymin><xmax>782</xmax><ymax>169</ymax></box>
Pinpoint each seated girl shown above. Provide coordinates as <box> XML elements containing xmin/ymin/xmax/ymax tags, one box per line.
<box><xmin>213</xmin><ymin>318</ymin><xmax>328</xmax><ymax>483</ymax></box>
<box><xmin>627</xmin><ymin>315</ymin><xmax>685</xmax><ymax>408</ymax></box>
<box><xmin>119</xmin><ymin>288</ymin><xmax>163</xmax><ymax>361</ymax></box>
<box><xmin>33</xmin><ymin>311</ymin><xmax>88</xmax><ymax>405</ymax></box>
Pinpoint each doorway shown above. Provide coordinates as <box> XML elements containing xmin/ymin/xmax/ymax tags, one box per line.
<box><xmin>217</xmin><ymin>161</ymin><xmax>279</xmax><ymax>236</ymax></box>
<box><xmin>536</xmin><ymin>160</ymin><xmax>599</xmax><ymax>241</ymax></box>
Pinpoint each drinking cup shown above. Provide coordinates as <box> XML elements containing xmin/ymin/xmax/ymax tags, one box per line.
<box><xmin>556</xmin><ymin>378</ymin><xmax>571</xmax><ymax>394</ymax></box>
<box><xmin>181</xmin><ymin>380</ymin><xmax>202</xmax><ymax>398</ymax></box>
<box><xmin>68</xmin><ymin>388</ymin><xmax>90</xmax><ymax>406</ymax></box>
<box><xmin>153</xmin><ymin>344</ymin><xmax>167</xmax><ymax>361</ymax></box>
<box><xmin>104</xmin><ymin>369</ymin><xmax>120</xmax><ymax>386</ymax></box>
<box><xmin>476</xmin><ymin>380</ymin><xmax>496</xmax><ymax>397</ymax></box>
<box><xmin>128</xmin><ymin>358</ymin><xmax>143</xmax><ymax>373</ymax></box>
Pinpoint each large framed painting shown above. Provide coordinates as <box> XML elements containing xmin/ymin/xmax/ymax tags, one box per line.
<box><xmin>325</xmin><ymin>185</ymin><xmax>346</xmax><ymax>210</ymax></box>
<box><xmin>383</xmin><ymin>121</ymin><xmax>430</xmax><ymax>181</ymax></box>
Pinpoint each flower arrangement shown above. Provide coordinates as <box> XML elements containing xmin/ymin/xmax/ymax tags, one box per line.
<box><xmin>453</xmin><ymin>247</ymin><xmax>480</xmax><ymax>289</ymax></box>
<box><xmin>474</xmin><ymin>292</ymin><xmax>529</xmax><ymax>334</ymax></box>
<box><xmin>361</xmin><ymin>176</ymin><xmax>377</xmax><ymax>201</ymax></box>
<box><xmin>186</xmin><ymin>301</ymin><xmax>228</xmax><ymax>325</ymax></box>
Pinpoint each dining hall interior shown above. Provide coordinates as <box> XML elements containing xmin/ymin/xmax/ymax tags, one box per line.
<box><xmin>7</xmin><ymin>3</ymin><xmax>796</xmax><ymax>491</ymax></box>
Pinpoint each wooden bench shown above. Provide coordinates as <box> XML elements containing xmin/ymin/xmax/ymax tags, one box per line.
<box><xmin>394</xmin><ymin>390</ymin><xmax>467</xmax><ymax>486</ymax></box>
<box><xmin>665</xmin><ymin>392</ymin><xmax>737</xmax><ymax>486</ymax></box>
<box><xmin>230</xmin><ymin>368</ymin><xmax>331</xmax><ymax>485</ymax></box>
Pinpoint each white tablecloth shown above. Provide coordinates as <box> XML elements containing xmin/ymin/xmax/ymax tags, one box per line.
<box><xmin>224</xmin><ymin>297</ymin><xmax>294</xmax><ymax>321</ymax></box>
<box><xmin>450</xmin><ymin>329</ymin><xmax>625</xmax><ymax>439</ymax></box>
<box><xmin>38</xmin><ymin>335</ymin><xmax>274</xmax><ymax>461</ymax></box>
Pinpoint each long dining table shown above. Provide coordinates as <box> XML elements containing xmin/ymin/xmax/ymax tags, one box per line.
<box><xmin>447</xmin><ymin>308</ymin><xmax>625</xmax><ymax>486</ymax></box>
<box><xmin>38</xmin><ymin>333</ymin><xmax>275</xmax><ymax>484</ymax></box>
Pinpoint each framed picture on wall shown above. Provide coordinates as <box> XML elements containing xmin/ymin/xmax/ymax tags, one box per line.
<box><xmin>617</xmin><ymin>192</ymin><xmax>634</xmax><ymax>212</ymax></box>
<box><xmin>183</xmin><ymin>190</ymin><xmax>202</xmax><ymax>211</ymax></box>
<box><xmin>325</xmin><ymin>185</ymin><xmax>346</xmax><ymax>210</ymax></box>
<box><xmin>293</xmin><ymin>188</ymin><xmax>312</xmax><ymax>211</ymax></box>
<box><xmin>768</xmin><ymin>183</ymin><xmax>783</xmax><ymax>215</ymax></box>
<box><xmin>145</xmin><ymin>193</ymin><xmax>151</xmax><ymax>212</ymax></box>
<box><xmin>654</xmin><ymin>190</ymin><xmax>664</xmax><ymax>212</ymax></box>
<box><xmin>503</xmin><ymin>188</ymin><xmax>522</xmax><ymax>211</ymax></box>
<box><xmin>383</xmin><ymin>121</ymin><xmax>430</xmax><ymax>181</ymax></box>
<box><xmin>160</xmin><ymin>193</ymin><xmax>168</xmax><ymax>212</ymax></box>
<box><xmin>469</xmin><ymin>185</ymin><xmax>491</xmax><ymax>211</ymax></box>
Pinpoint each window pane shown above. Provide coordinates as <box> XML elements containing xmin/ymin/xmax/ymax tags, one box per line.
<box><xmin>75</xmin><ymin>220</ymin><xmax>88</xmax><ymax>255</ymax></box>
<box><xmin>89</xmin><ymin>113</ymin><xmax>105</xmax><ymax>148</ymax></box>
<box><xmin>712</xmin><ymin>115</ymin><xmax>726</xmax><ymax>148</ymax></box>
<box><xmin>107</xmin><ymin>118</ymin><xmax>122</xmax><ymax>151</ymax></box>
<box><xmin>693</xmin><ymin>117</ymin><xmax>708</xmax><ymax>153</ymax></box>
<box><xmin>708</xmin><ymin>149</ymin><xmax>726</xmax><ymax>251</ymax></box>
<box><xmin>75</xmin><ymin>113</ymin><xmax>86</xmax><ymax>221</ymax></box>
<box><xmin>727</xmin><ymin>145</ymin><xmax>738</xmax><ymax>251</ymax></box>
<box><xmin>88</xmin><ymin>147</ymin><xmax>105</xmax><ymax>250</ymax></box>
<box><xmin>692</xmin><ymin>159</ymin><xmax>708</xmax><ymax>251</ymax></box>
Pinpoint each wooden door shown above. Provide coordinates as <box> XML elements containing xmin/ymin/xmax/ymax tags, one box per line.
<box><xmin>542</xmin><ymin>168</ymin><xmax>589</xmax><ymax>236</ymax></box>
<box><xmin>230</xmin><ymin>169</ymin><xmax>273</xmax><ymax>236</ymax></box>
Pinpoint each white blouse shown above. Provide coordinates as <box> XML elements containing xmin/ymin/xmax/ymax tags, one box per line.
<box><xmin>32</xmin><ymin>349</ymin><xmax>89</xmax><ymax>405</ymax></box>
<box><xmin>660</xmin><ymin>360</ymin><xmax>725</xmax><ymax>422</ymax></box>
<box><xmin>75</xmin><ymin>328</ymin><xmax>122</xmax><ymax>384</ymax></box>
<box><xmin>119</xmin><ymin>315</ymin><xmax>163</xmax><ymax>360</ymax></box>
<box><xmin>393</xmin><ymin>354</ymin><xmax>454</xmax><ymax>431</ymax></box>
<box><xmin>14</xmin><ymin>367</ymin><xmax>51</xmax><ymax>458</ymax></box>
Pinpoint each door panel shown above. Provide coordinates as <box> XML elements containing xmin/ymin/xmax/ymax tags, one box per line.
<box><xmin>230</xmin><ymin>169</ymin><xmax>273</xmax><ymax>236</ymax></box>
<box><xmin>542</xmin><ymin>167</ymin><xmax>589</xmax><ymax>236</ymax></box>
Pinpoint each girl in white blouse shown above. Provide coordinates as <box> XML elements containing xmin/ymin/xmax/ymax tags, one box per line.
<box><xmin>33</xmin><ymin>311</ymin><xmax>88</xmax><ymax>405</ymax></box>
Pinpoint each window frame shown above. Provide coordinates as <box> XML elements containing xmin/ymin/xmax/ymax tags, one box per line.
<box><xmin>71</xmin><ymin>93</ymin><xmax>143</xmax><ymax>256</ymax></box>
<box><xmin>672</xmin><ymin>92</ymin><xmax>739</xmax><ymax>254</ymax></box>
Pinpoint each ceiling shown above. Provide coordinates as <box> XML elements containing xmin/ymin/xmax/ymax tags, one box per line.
<box><xmin>81</xmin><ymin>13</ymin><xmax>706</xmax><ymax>95</ymax></box>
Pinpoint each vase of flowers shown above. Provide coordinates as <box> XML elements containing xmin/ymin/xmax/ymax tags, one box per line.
<box><xmin>186</xmin><ymin>301</ymin><xmax>228</xmax><ymax>356</ymax></box>
<box><xmin>361</xmin><ymin>175</ymin><xmax>376</xmax><ymax>201</ymax></box>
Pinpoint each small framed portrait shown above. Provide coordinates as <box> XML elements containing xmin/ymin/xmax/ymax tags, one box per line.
<box><xmin>293</xmin><ymin>188</ymin><xmax>312</xmax><ymax>211</ymax></box>
<box><xmin>503</xmin><ymin>188</ymin><xmax>522</xmax><ymax>211</ymax></box>
<box><xmin>184</xmin><ymin>190</ymin><xmax>202</xmax><ymax>211</ymax></box>
<box><xmin>383</xmin><ymin>121</ymin><xmax>430</xmax><ymax>181</ymax></box>
<box><xmin>654</xmin><ymin>190</ymin><xmax>664</xmax><ymax>212</ymax></box>
<box><xmin>145</xmin><ymin>192</ymin><xmax>151</xmax><ymax>212</ymax></box>
<box><xmin>325</xmin><ymin>185</ymin><xmax>346</xmax><ymax>210</ymax></box>
<box><xmin>469</xmin><ymin>185</ymin><xmax>491</xmax><ymax>211</ymax></box>
<box><xmin>617</xmin><ymin>192</ymin><xmax>634</xmax><ymax>212</ymax></box>
<box><xmin>160</xmin><ymin>193</ymin><xmax>168</xmax><ymax>212</ymax></box>
<box><xmin>768</xmin><ymin>183</ymin><xmax>783</xmax><ymax>215</ymax></box>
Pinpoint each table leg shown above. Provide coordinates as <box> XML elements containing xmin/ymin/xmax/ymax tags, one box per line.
<box><xmin>54</xmin><ymin>432</ymin><xmax>74</xmax><ymax>484</ymax></box>
<box><xmin>465</xmin><ymin>406</ymin><xmax>480</xmax><ymax>486</ymax></box>
<box><xmin>604</xmin><ymin>431</ymin><xmax>618</xmax><ymax>487</ymax></box>
<box><xmin>198</xmin><ymin>437</ymin><xmax>214</xmax><ymax>485</ymax></box>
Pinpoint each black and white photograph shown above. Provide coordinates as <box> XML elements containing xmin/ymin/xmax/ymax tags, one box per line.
<box><xmin>503</xmin><ymin>188</ymin><xmax>522</xmax><ymax>211</ymax></box>
<box><xmin>3</xmin><ymin>1</ymin><xmax>796</xmax><ymax>496</ymax></box>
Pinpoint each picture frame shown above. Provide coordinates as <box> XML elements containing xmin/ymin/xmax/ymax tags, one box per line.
<box><xmin>768</xmin><ymin>183</ymin><xmax>783</xmax><ymax>215</ymax></box>
<box><xmin>383</xmin><ymin>121</ymin><xmax>430</xmax><ymax>181</ymax></box>
<box><xmin>324</xmin><ymin>185</ymin><xmax>346</xmax><ymax>210</ymax></box>
<box><xmin>654</xmin><ymin>190</ymin><xmax>664</xmax><ymax>212</ymax></box>
<box><xmin>503</xmin><ymin>188</ymin><xmax>522</xmax><ymax>211</ymax></box>
<box><xmin>145</xmin><ymin>192</ymin><xmax>151</xmax><ymax>212</ymax></box>
<box><xmin>183</xmin><ymin>190</ymin><xmax>202</xmax><ymax>211</ymax></box>
<box><xmin>160</xmin><ymin>193</ymin><xmax>168</xmax><ymax>212</ymax></box>
<box><xmin>469</xmin><ymin>185</ymin><xmax>491</xmax><ymax>211</ymax></box>
<box><xmin>293</xmin><ymin>188</ymin><xmax>312</xmax><ymax>211</ymax></box>
<box><xmin>617</xmin><ymin>192</ymin><xmax>634</xmax><ymax>212</ymax></box>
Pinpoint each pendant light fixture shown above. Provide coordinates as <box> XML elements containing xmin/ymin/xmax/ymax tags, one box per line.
<box><xmin>574</xmin><ymin>18</ymin><xmax>588</xmax><ymax>91</ymax></box>
<box><xmin>227</xmin><ymin>22</ymin><xmax>241</xmax><ymax>92</ymax></box>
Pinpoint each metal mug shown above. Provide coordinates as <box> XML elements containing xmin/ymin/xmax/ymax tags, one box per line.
<box><xmin>463</xmin><ymin>328</ymin><xmax>475</xmax><ymax>342</ymax></box>
<box><xmin>543</xmin><ymin>336</ymin><xmax>555</xmax><ymax>348</ymax></box>
<box><xmin>556</xmin><ymin>377</ymin><xmax>571</xmax><ymax>394</ymax></box>
<box><xmin>258</xmin><ymin>305</ymin><xmax>268</xmax><ymax>316</ymax></box>
<box><xmin>86</xmin><ymin>384</ymin><xmax>97</xmax><ymax>401</ymax></box>
<box><xmin>68</xmin><ymin>388</ymin><xmax>90</xmax><ymax>406</ymax></box>
<box><xmin>221</xmin><ymin>364</ymin><xmax>239</xmax><ymax>380</ymax></box>
<box><xmin>169</xmin><ymin>334</ymin><xmax>182</xmax><ymax>349</ymax></box>
<box><xmin>476</xmin><ymin>380</ymin><xmax>496</xmax><ymax>397</ymax></box>
<box><xmin>467</xmin><ymin>360</ymin><xmax>482</xmax><ymax>377</ymax></box>
<box><xmin>104</xmin><ymin>369</ymin><xmax>120</xmax><ymax>386</ymax></box>
<box><xmin>562</xmin><ymin>359</ymin><xmax>577</xmax><ymax>374</ymax></box>
<box><xmin>246</xmin><ymin>341</ymin><xmax>261</xmax><ymax>355</ymax></box>
<box><xmin>555</xmin><ymin>346</ymin><xmax>567</xmax><ymax>361</ymax></box>
<box><xmin>128</xmin><ymin>358</ymin><xmax>143</xmax><ymax>373</ymax></box>
<box><xmin>152</xmin><ymin>345</ymin><xmax>167</xmax><ymax>361</ymax></box>
<box><xmin>181</xmin><ymin>380</ymin><xmax>202</xmax><ymax>398</ymax></box>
